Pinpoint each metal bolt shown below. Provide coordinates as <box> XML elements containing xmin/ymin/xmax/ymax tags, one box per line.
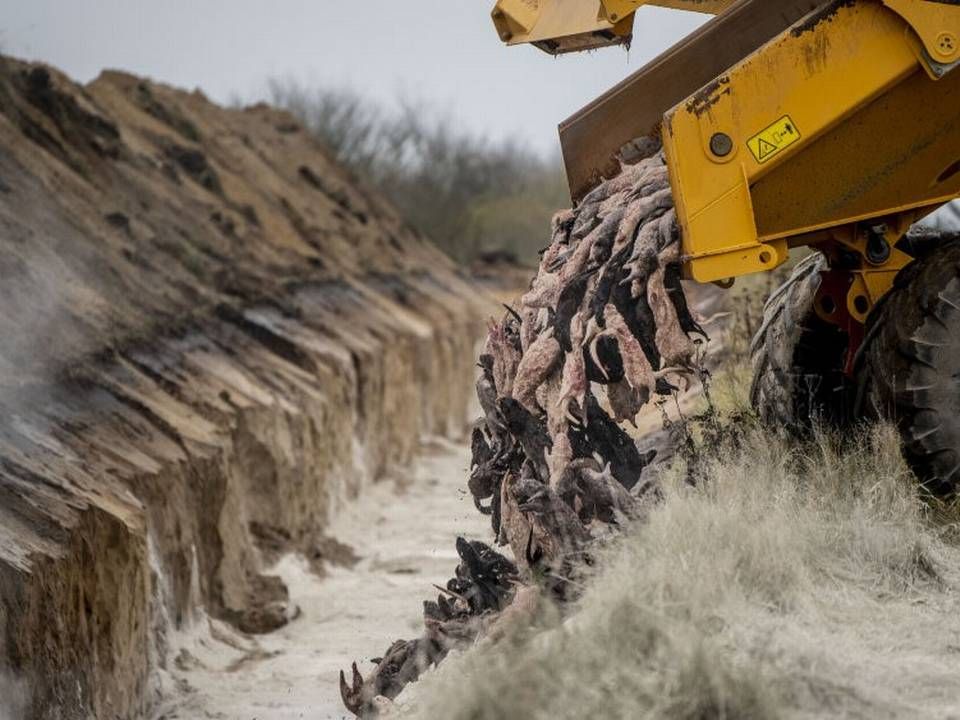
<box><xmin>937</xmin><ymin>32</ymin><xmax>958</xmax><ymax>58</ymax></box>
<box><xmin>709</xmin><ymin>132</ymin><xmax>733</xmax><ymax>158</ymax></box>
<box><xmin>866</xmin><ymin>230</ymin><xmax>891</xmax><ymax>265</ymax></box>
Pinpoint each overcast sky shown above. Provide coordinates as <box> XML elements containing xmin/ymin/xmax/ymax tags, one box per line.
<box><xmin>1</xmin><ymin>1</ymin><xmax>706</xmax><ymax>153</ymax></box>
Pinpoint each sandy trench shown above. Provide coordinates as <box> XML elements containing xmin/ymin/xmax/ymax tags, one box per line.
<box><xmin>147</xmin><ymin>276</ymin><xmax>723</xmax><ymax>720</ymax></box>
<box><xmin>154</xmin><ymin>435</ymin><xmax>490</xmax><ymax>720</ymax></box>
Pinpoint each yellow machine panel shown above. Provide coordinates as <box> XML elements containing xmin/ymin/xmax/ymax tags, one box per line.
<box><xmin>491</xmin><ymin>0</ymin><xmax>731</xmax><ymax>54</ymax></box>
<box><xmin>602</xmin><ymin>0</ymin><xmax>735</xmax><ymax>19</ymax></box>
<box><xmin>491</xmin><ymin>0</ymin><xmax>960</xmax><ymax>487</ymax></box>
<box><xmin>661</xmin><ymin>0</ymin><xmax>960</xmax><ymax>286</ymax></box>
<box><xmin>492</xmin><ymin>0</ymin><xmax>631</xmax><ymax>53</ymax></box>
<box><xmin>495</xmin><ymin>0</ymin><xmax>960</xmax><ymax>318</ymax></box>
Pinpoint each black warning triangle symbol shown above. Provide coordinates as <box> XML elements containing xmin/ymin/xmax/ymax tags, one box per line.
<box><xmin>757</xmin><ymin>138</ymin><xmax>778</xmax><ymax>159</ymax></box>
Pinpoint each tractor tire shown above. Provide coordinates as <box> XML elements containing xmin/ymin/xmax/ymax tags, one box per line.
<box><xmin>749</xmin><ymin>252</ymin><xmax>851</xmax><ymax>431</ymax></box>
<box><xmin>855</xmin><ymin>236</ymin><xmax>960</xmax><ymax>496</ymax></box>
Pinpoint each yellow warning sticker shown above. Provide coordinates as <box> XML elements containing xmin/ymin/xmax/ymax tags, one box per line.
<box><xmin>747</xmin><ymin>116</ymin><xmax>801</xmax><ymax>164</ymax></box>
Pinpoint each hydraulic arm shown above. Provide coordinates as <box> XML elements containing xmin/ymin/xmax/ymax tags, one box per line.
<box><xmin>495</xmin><ymin>0</ymin><xmax>960</xmax><ymax>325</ymax></box>
<box><xmin>493</xmin><ymin>0</ymin><xmax>960</xmax><ymax>495</ymax></box>
<box><xmin>491</xmin><ymin>0</ymin><xmax>735</xmax><ymax>54</ymax></box>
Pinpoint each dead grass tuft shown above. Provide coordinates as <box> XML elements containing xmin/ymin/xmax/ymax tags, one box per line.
<box><xmin>402</xmin><ymin>419</ymin><xmax>960</xmax><ymax>719</ymax></box>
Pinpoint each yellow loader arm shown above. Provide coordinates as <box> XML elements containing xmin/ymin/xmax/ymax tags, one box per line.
<box><xmin>491</xmin><ymin>0</ymin><xmax>735</xmax><ymax>54</ymax></box>
<box><xmin>496</xmin><ymin>0</ymin><xmax>960</xmax><ymax>327</ymax></box>
<box><xmin>663</xmin><ymin>0</ymin><xmax>960</xmax><ymax>295</ymax></box>
<box><xmin>494</xmin><ymin>0</ymin><xmax>960</xmax><ymax>496</ymax></box>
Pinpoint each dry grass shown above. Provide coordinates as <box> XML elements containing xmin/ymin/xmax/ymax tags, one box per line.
<box><xmin>399</xmin><ymin>397</ymin><xmax>960</xmax><ymax>719</ymax></box>
<box><xmin>387</xmin><ymin>255</ymin><xmax>960</xmax><ymax>719</ymax></box>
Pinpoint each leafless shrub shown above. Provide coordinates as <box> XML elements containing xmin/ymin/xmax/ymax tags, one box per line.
<box><xmin>268</xmin><ymin>79</ymin><xmax>568</xmax><ymax>264</ymax></box>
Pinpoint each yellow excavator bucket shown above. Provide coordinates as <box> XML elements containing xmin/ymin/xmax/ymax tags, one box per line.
<box><xmin>491</xmin><ymin>0</ymin><xmax>733</xmax><ymax>55</ymax></box>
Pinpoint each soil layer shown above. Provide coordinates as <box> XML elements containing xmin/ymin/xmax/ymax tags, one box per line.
<box><xmin>0</xmin><ymin>56</ymin><xmax>491</xmax><ymax>720</ymax></box>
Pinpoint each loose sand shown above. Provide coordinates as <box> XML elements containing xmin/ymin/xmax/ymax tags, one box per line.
<box><xmin>154</xmin><ymin>436</ymin><xmax>490</xmax><ymax>720</ymax></box>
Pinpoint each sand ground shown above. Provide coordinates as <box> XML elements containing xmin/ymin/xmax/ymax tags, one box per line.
<box><xmin>154</xmin><ymin>436</ymin><xmax>490</xmax><ymax>720</ymax></box>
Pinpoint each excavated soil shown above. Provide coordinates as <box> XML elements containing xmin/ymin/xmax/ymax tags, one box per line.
<box><xmin>0</xmin><ymin>56</ymin><xmax>492</xmax><ymax>720</ymax></box>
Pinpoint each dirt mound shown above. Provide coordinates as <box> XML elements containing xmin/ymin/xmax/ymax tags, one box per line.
<box><xmin>0</xmin><ymin>56</ymin><xmax>491</xmax><ymax>720</ymax></box>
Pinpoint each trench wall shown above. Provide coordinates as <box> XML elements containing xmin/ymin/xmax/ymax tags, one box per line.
<box><xmin>0</xmin><ymin>56</ymin><xmax>494</xmax><ymax>719</ymax></box>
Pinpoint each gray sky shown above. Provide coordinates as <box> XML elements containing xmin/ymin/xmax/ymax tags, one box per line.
<box><xmin>1</xmin><ymin>1</ymin><xmax>706</xmax><ymax>153</ymax></box>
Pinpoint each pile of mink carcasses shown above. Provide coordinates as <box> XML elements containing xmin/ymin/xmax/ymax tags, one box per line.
<box><xmin>341</xmin><ymin>147</ymin><xmax>706</xmax><ymax>717</ymax></box>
